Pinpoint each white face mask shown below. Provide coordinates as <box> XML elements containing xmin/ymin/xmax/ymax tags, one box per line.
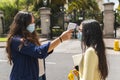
<box><xmin>26</xmin><ymin>23</ymin><xmax>35</xmax><ymax>33</ymax></box>
<box><xmin>77</xmin><ymin>32</ymin><xmax>82</xmax><ymax>41</ymax></box>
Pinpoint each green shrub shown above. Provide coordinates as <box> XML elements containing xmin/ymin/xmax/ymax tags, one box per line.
<box><xmin>36</xmin><ymin>27</ymin><xmax>41</xmax><ymax>33</ymax></box>
<box><xmin>0</xmin><ymin>0</ymin><xmax>18</xmax><ymax>33</ymax></box>
<box><xmin>52</xmin><ymin>28</ymin><xmax>64</xmax><ymax>36</ymax></box>
<box><xmin>0</xmin><ymin>38</ymin><xmax>7</xmax><ymax>42</ymax></box>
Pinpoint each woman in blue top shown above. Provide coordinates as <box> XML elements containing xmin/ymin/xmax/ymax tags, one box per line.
<box><xmin>6</xmin><ymin>11</ymin><xmax>72</xmax><ymax>80</ymax></box>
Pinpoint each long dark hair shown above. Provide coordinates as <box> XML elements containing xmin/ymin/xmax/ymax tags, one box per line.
<box><xmin>6</xmin><ymin>11</ymin><xmax>40</xmax><ymax>65</ymax></box>
<box><xmin>81</xmin><ymin>19</ymin><xmax>108</xmax><ymax>80</ymax></box>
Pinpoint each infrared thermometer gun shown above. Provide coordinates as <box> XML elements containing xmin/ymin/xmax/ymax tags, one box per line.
<box><xmin>67</xmin><ymin>22</ymin><xmax>77</xmax><ymax>30</ymax></box>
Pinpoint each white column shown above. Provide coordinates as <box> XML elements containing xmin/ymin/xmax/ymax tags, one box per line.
<box><xmin>39</xmin><ymin>7</ymin><xmax>51</xmax><ymax>36</ymax></box>
<box><xmin>103</xmin><ymin>2</ymin><xmax>115</xmax><ymax>37</ymax></box>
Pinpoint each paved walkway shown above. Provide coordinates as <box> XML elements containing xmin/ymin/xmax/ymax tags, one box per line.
<box><xmin>104</xmin><ymin>38</ymin><xmax>119</xmax><ymax>49</ymax></box>
<box><xmin>0</xmin><ymin>38</ymin><xmax>119</xmax><ymax>49</ymax></box>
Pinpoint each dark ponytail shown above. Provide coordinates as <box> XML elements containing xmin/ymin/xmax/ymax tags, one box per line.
<box><xmin>96</xmin><ymin>39</ymin><xmax>108</xmax><ymax>80</ymax></box>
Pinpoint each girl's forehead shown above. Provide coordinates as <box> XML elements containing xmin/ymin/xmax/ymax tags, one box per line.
<box><xmin>78</xmin><ymin>24</ymin><xmax>82</xmax><ymax>32</ymax></box>
<box><xmin>79</xmin><ymin>24</ymin><xmax>82</xmax><ymax>29</ymax></box>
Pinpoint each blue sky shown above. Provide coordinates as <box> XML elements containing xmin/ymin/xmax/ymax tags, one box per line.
<box><xmin>104</xmin><ymin>0</ymin><xmax>119</xmax><ymax>9</ymax></box>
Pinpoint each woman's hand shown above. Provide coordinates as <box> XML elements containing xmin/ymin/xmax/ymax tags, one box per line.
<box><xmin>60</xmin><ymin>30</ymin><xmax>73</xmax><ymax>42</ymax></box>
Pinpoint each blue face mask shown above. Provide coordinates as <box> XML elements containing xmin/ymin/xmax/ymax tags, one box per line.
<box><xmin>26</xmin><ymin>23</ymin><xmax>35</xmax><ymax>33</ymax></box>
<box><xmin>77</xmin><ymin>32</ymin><xmax>82</xmax><ymax>41</ymax></box>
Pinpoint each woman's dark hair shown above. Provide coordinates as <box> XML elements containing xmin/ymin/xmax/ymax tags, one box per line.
<box><xmin>6</xmin><ymin>11</ymin><xmax>40</xmax><ymax>65</ymax></box>
<box><xmin>81</xmin><ymin>19</ymin><xmax>108</xmax><ymax>80</ymax></box>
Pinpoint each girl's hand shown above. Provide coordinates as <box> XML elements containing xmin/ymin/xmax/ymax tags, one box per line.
<box><xmin>73</xmin><ymin>69</ymin><xmax>79</xmax><ymax>77</ymax></box>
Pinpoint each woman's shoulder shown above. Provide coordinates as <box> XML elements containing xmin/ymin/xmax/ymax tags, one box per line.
<box><xmin>86</xmin><ymin>47</ymin><xmax>95</xmax><ymax>53</ymax></box>
<box><xmin>10</xmin><ymin>36</ymin><xmax>22</xmax><ymax>50</ymax></box>
<box><xmin>85</xmin><ymin>47</ymin><xmax>97</xmax><ymax>59</ymax></box>
<box><xmin>11</xmin><ymin>35</ymin><xmax>22</xmax><ymax>43</ymax></box>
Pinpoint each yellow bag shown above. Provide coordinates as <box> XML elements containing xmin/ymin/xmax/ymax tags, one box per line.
<box><xmin>68</xmin><ymin>70</ymin><xmax>74</xmax><ymax>80</ymax></box>
<box><xmin>68</xmin><ymin>70</ymin><xmax>79</xmax><ymax>80</ymax></box>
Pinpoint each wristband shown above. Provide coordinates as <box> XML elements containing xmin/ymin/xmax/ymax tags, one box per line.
<box><xmin>59</xmin><ymin>37</ymin><xmax>62</xmax><ymax>43</ymax></box>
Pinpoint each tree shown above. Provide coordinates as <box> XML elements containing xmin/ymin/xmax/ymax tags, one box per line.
<box><xmin>67</xmin><ymin>0</ymin><xmax>100</xmax><ymax>24</ymax></box>
<box><xmin>67</xmin><ymin>0</ymin><xmax>100</xmax><ymax>13</ymax></box>
<box><xmin>51</xmin><ymin>0</ymin><xmax>66</xmax><ymax>5</ymax></box>
<box><xmin>15</xmin><ymin>0</ymin><xmax>35</xmax><ymax>11</ymax></box>
<box><xmin>0</xmin><ymin>0</ymin><xmax>67</xmax><ymax>33</ymax></box>
<box><xmin>25</xmin><ymin>0</ymin><xmax>35</xmax><ymax>11</ymax></box>
<box><xmin>0</xmin><ymin>0</ymin><xmax>18</xmax><ymax>33</ymax></box>
<box><xmin>118</xmin><ymin>0</ymin><xmax>120</xmax><ymax>10</ymax></box>
<box><xmin>115</xmin><ymin>0</ymin><xmax>120</xmax><ymax>27</ymax></box>
<box><xmin>15</xmin><ymin>0</ymin><xmax>19</xmax><ymax>10</ymax></box>
<box><xmin>32</xmin><ymin>0</ymin><xmax>66</xmax><ymax>14</ymax></box>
